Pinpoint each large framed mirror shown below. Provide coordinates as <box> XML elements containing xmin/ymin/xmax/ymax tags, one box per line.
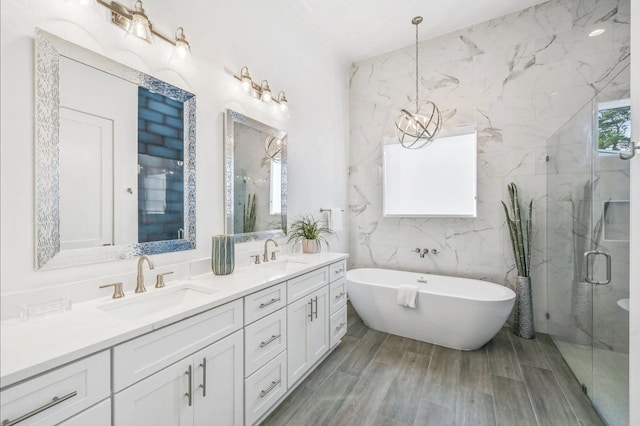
<box><xmin>224</xmin><ymin>109</ymin><xmax>287</xmax><ymax>242</ymax></box>
<box><xmin>35</xmin><ymin>29</ymin><xmax>196</xmax><ymax>270</ymax></box>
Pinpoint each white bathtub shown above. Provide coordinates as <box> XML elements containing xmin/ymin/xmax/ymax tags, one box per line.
<box><xmin>347</xmin><ymin>268</ymin><xmax>516</xmax><ymax>350</ymax></box>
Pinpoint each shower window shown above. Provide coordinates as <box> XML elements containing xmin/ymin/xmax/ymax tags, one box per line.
<box><xmin>598</xmin><ymin>99</ymin><xmax>631</xmax><ymax>155</ymax></box>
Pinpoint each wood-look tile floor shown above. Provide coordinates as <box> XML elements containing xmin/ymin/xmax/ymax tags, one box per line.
<box><xmin>263</xmin><ymin>303</ymin><xmax>604</xmax><ymax>426</ymax></box>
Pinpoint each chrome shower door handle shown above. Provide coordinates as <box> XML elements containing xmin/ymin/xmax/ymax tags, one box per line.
<box><xmin>619</xmin><ymin>141</ymin><xmax>639</xmax><ymax>160</ymax></box>
<box><xmin>583</xmin><ymin>250</ymin><xmax>612</xmax><ymax>285</ymax></box>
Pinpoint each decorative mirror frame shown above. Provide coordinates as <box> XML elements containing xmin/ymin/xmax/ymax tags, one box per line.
<box><xmin>224</xmin><ymin>109</ymin><xmax>287</xmax><ymax>242</ymax></box>
<box><xmin>35</xmin><ymin>29</ymin><xmax>196</xmax><ymax>270</ymax></box>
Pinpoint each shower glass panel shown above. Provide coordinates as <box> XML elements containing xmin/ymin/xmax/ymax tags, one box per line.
<box><xmin>546</xmin><ymin>67</ymin><xmax>630</xmax><ymax>426</ymax></box>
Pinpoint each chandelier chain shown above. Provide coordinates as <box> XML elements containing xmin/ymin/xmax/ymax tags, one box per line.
<box><xmin>415</xmin><ymin>21</ymin><xmax>419</xmax><ymax>111</ymax></box>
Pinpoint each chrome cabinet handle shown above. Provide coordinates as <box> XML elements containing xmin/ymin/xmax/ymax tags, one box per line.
<box><xmin>185</xmin><ymin>365</ymin><xmax>193</xmax><ymax>407</ymax></box>
<box><xmin>334</xmin><ymin>268</ymin><xmax>345</xmax><ymax>274</ymax></box>
<box><xmin>259</xmin><ymin>297</ymin><xmax>280</xmax><ymax>308</ymax></box>
<box><xmin>335</xmin><ymin>291</ymin><xmax>345</xmax><ymax>299</ymax></box>
<box><xmin>308</xmin><ymin>299</ymin><xmax>313</xmax><ymax>322</ymax></box>
<box><xmin>259</xmin><ymin>379</ymin><xmax>281</xmax><ymax>398</ymax></box>
<box><xmin>259</xmin><ymin>334</ymin><xmax>281</xmax><ymax>348</ymax></box>
<box><xmin>199</xmin><ymin>358</ymin><xmax>207</xmax><ymax>397</ymax></box>
<box><xmin>314</xmin><ymin>296</ymin><xmax>318</xmax><ymax>319</ymax></box>
<box><xmin>335</xmin><ymin>322</ymin><xmax>346</xmax><ymax>332</ymax></box>
<box><xmin>2</xmin><ymin>391</ymin><xmax>77</xmax><ymax>426</ymax></box>
<box><xmin>583</xmin><ymin>250</ymin><xmax>612</xmax><ymax>285</ymax></box>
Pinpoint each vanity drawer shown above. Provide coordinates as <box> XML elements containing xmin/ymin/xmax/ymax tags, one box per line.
<box><xmin>329</xmin><ymin>277</ymin><xmax>347</xmax><ymax>315</ymax></box>
<box><xmin>329</xmin><ymin>259</ymin><xmax>346</xmax><ymax>282</ymax></box>
<box><xmin>0</xmin><ymin>351</ymin><xmax>110</xmax><ymax>426</ymax></box>
<box><xmin>244</xmin><ymin>282</ymin><xmax>286</xmax><ymax>325</ymax></box>
<box><xmin>113</xmin><ymin>299</ymin><xmax>243</xmax><ymax>392</ymax></box>
<box><xmin>245</xmin><ymin>351</ymin><xmax>287</xmax><ymax>426</ymax></box>
<box><xmin>245</xmin><ymin>308</ymin><xmax>287</xmax><ymax>377</ymax></box>
<box><xmin>287</xmin><ymin>267</ymin><xmax>328</xmax><ymax>303</ymax></box>
<box><xmin>330</xmin><ymin>306</ymin><xmax>348</xmax><ymax>348</ymax></box>
<box><xmin>58</xmin><ymin>399</ymin><xmax>111</xmax><ymax>426</ymax></box>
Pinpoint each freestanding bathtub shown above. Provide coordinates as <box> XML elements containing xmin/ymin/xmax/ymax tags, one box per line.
<box><xmin>347</xmin><ymin>268</ymin><xmax>516</xmax><ymax>350</ymax></box>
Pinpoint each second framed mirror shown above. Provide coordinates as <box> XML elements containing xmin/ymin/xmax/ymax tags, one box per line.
<box><xmin>224</xmin><ymin>109</ymin><xmax>287</xmax><ymax>242</ymax></box>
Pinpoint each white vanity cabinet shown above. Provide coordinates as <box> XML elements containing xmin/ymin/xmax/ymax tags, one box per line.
<box><xmin>1</xmin><ymin>254</ymin><xmax>350</xmax><ymax>426</ymax></box>
<box><xmin>114</xmin><ymin>329</ymin><xmax>244</xmax><ymax>426</ymax></box>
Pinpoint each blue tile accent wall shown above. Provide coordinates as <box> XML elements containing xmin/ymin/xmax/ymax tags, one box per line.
<box><xmin>138</xmin><ymin>87</ymin><xmax>185</xmax><ymax>243</ymax></box>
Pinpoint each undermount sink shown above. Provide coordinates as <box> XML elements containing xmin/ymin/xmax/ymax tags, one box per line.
<box><xmin>261</xmin><ymin>259</ymin><xmax>308</xmax><ymax>273</ymax></box>
<box><xmin>98</xmin><ymin>284</ymin><xmax>216</xmax><ymax>319</ymax></box>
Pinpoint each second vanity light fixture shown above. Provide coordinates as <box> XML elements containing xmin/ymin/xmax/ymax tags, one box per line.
<box><xmin>395</xmin><ymin>16</ymin><xmax>442</xmax><ymax>149</ymax></box>
<box><xmin>234</xmin><ymin>66</ymin><xmax>289</xmax><ymax>112</ymax></box>
<box><xmin>95</xmin><ymin>0</ymin><xmax>191</xmax><ymax>60</ymax></box>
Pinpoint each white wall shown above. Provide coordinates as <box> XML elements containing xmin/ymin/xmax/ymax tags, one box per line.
<box><xmin>0</xmin><ymin>0</ymin><xmax>349</xmax><ymax>313</ymax></box>
<box><xmin>629</xmin><ymin>0</ymin><xmax>639</xmax><ymax>423</ymax></box>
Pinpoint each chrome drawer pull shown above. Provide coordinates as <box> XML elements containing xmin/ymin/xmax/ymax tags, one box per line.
<box><xmin>259</xmin><ymin>379</ymin><xmax>281</xmax><ymax>398</ymax></box>
<box><xmin>335</xmin><ymin>322</ymin><xmax>346</xmax><ymax>332</ymax></box>
<box><xmin>259</xmin><ymin>334</ymin><xmax>281</xmax><ymax>348</ymax></box>
<box><xmin>185</xmin><ymin>365</ymin><xmax>193</xmax><ymax>407</ymax></box>
<box><xmin>199</xmin><ymin>358</ymin><xmax>207</xmax><ymax>397</ymax></box>
<box><xmin>259</xmin><ymin>297</ymin><xmax>281</xmax><ymax>308</ymax></box>
<box><xmin>2</xmin><ymin>391</ymin><xmax>77</xmax><ymax>426</ymax></box>
<box><xmin>308</xmin><ymin>299</ymin><xmax>314</xmax><ymax>322</ymax></box>
<box><xmin>334</xmin><ymin>268</ymin><xmax>345</xmax><ymax>274</ymax></box>
<box><xmin>334</xmin><ymin>291</ymin><xmax>345</xmax><ymax>299</ymax></box>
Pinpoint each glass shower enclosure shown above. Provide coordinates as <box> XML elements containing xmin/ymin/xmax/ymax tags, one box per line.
<box><xmin>546</xmin><ymin>67</ymin><xmax>630</xmax><ymax>425</ymax></box>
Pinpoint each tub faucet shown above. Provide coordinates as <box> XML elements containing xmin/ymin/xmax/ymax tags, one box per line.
<box><xmin>263</xmin><ymin>239</ymin><xmax>279</xmax><ymax>262</ymax></box>
<box><xmin>136</xmin><ymin>255</ymin><xmax>155</xmax><ymax>293</ymax></box>
<box><xmin>420</xmin><ymin>248</ymin><xmax>429</xmax><ymax>258</ymax></box>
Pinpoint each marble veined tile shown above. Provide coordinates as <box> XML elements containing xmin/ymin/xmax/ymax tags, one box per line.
<box><xmin>348</xmin><ymin>0</ymin><xmax>629</xmax><ymax>332</ymax></box>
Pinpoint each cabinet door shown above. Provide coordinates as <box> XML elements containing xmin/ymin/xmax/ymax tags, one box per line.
<box><xmin>287</xmin><ymin>294</ymin><xmax>312</xmax><ymax>386</ymax></box>
<box><xmin>287</xmin><ymin>286</ymin><xmax>329</xmax><ymax>387</ymax></box>
<box><xmin>307</xmin><ymin>286</ymin><xmax>329</xmax><ymax>366</ymax></box>
<box><xmin>113</xmin><ymin>357</ymin><xmax>193</xmax><ymax>426</ymax></box>
<box><xmin>193</xmin><ymin>330</ymin><xmax>244</xmax><ymax>426</ymax></box>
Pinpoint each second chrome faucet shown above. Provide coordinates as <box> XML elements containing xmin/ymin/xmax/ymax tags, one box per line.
<box><xmin>263</xmin><ymin>239</ymin><xmax>279</xmax><ymax>263</ymax></box>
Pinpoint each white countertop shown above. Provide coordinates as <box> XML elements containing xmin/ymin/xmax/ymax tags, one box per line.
<box><xmin>0</xmin><ymin>252</ymin><xmax>348</xmax><ymax>389</ymax></box>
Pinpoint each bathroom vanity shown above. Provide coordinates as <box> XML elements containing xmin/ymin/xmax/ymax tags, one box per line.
<box><xmin>0</xmin><ymin>253</ymin><xmax>348</xmax><ymax>426</ymax></box>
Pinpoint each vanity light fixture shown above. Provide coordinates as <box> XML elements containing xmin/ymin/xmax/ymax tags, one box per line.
<box><xmin>395</xmin><ymin>16</ymin><xmax>442</xmax><ymax>149</ymax></box>
<box><xmin>234</xmin><ymin>66</ymin><xmax>288</xmax><ymax>111</ymax></box>
<box><xmin>95</xmin><ymin>0</ymin><xmax>191</xmax><ymax>58</ymax></box>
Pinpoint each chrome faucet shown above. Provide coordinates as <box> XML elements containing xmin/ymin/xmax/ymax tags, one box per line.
<box><xmin>136</xmin><ymin>255</ymin><xmax>155</xmax><ymax>293</ymax></box>
<box><xmin>263</xmin><ymin>239</ymin><xmax>279</xmax><ymax>262</ymax></box>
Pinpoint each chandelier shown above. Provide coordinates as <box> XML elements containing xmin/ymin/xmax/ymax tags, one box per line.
<box><xmin>395</xmin><ymin>16</ymin><xmax>441</xmax><ymax>149</ymax></box>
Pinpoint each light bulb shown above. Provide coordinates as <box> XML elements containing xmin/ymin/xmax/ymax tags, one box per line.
<box><xmin>127</xmin><ymin>1</ymin><xmax>153</xmax><ymax>43</ymax></box>
<box><xmin>170</xmin><ymin>28</ymin><xmax>190</xmax><ymax>63</ymax></box>
<box><xmin>260</xmin><ymin>81</ymin><xmax>272</xmax><ymax>103</ymax></box>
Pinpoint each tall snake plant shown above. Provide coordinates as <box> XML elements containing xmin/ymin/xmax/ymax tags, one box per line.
<box><xmin>501</xmin><ymin>183</ymin><xmax>533</xmax><ymax>278</ymax></box>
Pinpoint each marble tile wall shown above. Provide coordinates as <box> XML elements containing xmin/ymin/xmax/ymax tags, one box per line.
<box><xmin>348</xmin><ymin>0</ymin><xmax>630</xmax><ymax>332</ymax></box>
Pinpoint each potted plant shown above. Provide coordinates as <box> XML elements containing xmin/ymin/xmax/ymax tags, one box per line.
<box><xmin>288</xmin><ymin>214</ymin><xmax>335</xmax><ymax>254</ymax></box>
<box><xmin>501</xmin><ymin>183</ymin><xmax>534</xmax><ymax>339</ymax></box>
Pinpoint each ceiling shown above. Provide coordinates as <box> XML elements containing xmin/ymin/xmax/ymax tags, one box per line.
<box><xmin>286</xmin><ymin>0</ymin><xmax>548</xmax><ymax>62</ymax></box>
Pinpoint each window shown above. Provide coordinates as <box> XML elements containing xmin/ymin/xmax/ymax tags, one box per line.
<box><xmin>598</xmin><ymin>98</ymin><xmax>631</xmax><ymax>154</ymax></box>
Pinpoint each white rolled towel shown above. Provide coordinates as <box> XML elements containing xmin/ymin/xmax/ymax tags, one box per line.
<box><xmin>397</xmin><ymin>284</ymin><xmax>418</xmax><ymax>308</ymax></box>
